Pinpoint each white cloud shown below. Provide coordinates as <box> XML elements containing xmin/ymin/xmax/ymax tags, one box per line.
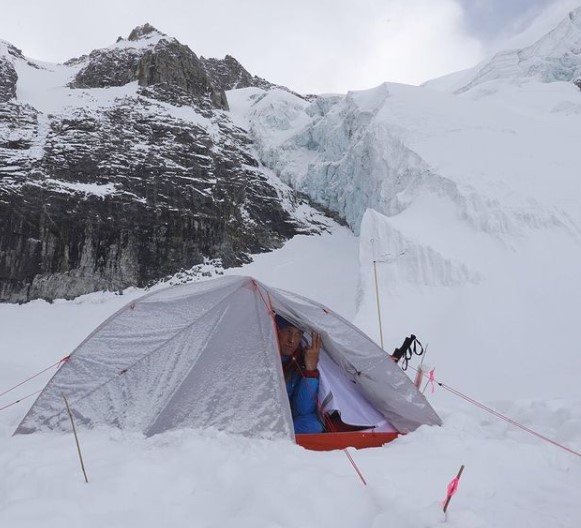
<box><xmin>0</xmin><ymin>0</ymin><xmax>489</xmax><ymax>94</ymax></box>
<box><xmin>193</xmin><ymin>0</ymin><xmax>485</xmax><ymax>93</ymax></box>
<box><xmin>347</xmin><ymin>0</ymin><xmax>485</xmax><ymax>90</ymax></box>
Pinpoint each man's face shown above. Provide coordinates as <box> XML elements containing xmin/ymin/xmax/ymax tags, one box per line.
<box><xmin>277</xmin><ymin>326</ymin><xmax>303</xmax><ymax>357</ymax></box>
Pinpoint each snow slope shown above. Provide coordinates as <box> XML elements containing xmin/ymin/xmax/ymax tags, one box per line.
<box><xmin>1</xmin><ymin>225</ymin><xmax>580</xmax><ymax>528</ymax></box>
<box><xmin>0</xmin><ymin>228</ymin><xmax>581</xmax><ymax>528</ymax></box>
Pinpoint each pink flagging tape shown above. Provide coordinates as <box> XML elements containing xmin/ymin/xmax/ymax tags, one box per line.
<box><xmin>442</xmin><ymin>477</ymin><xmax>459</xmax><ymax>503</ymax></box>
<box><xmin>428</xmin><ymin>368</ymin><xmax>436</xmax><ymax>393</ymax></box>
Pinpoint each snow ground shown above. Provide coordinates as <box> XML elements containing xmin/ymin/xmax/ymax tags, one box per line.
<box><xmin>1</xmin><ymin>224</ymin><xmax>580</xmax><ymax>528</ymax></box>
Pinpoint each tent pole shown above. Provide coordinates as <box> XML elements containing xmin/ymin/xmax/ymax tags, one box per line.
<box><xmin>63</xmin><ymin>394</ymin><xmax>89</xmax><ymax>483</ymax></box>
<box><xmin>414</xmin><ymin>344</ymin><xmax>428</xmax><ymax>389</ymax></box>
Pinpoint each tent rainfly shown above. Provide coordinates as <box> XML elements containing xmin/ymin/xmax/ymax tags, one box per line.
<box><xmin>15</xmin><ymin>276</ymin><xmax>441</xmax><ymax>449</ymax></box>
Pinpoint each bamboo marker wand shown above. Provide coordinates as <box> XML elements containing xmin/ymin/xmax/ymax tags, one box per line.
<box><xmin>443</xmin><ymin>464</ymin><xmax>464</xmax><ymax>514</ymax></box>
<box><xmin>63</xmin><ymin>394</ymin><xmax>89</xmax><ymax>483</ymax></box>
<box><xmin>373</xmin><ymin>259</ymin><xmax>384</xmax><ymax>351</ymax></box>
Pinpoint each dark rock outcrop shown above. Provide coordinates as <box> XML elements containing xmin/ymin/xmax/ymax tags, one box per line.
<box><xmin>0</xmin><ymin>95</ymin><xmax>320</xmax><ymax>302</ymax></box>
<box><xmin>0</xmin><ymin>57</ymin><xmax>17</xmax><ymax>102</ymax></box>
<box><xmin>128</xmin><ymin>23</ymin><xmax>159</xmax><ymax>41</ymax></box>
<box><xmin>71</xmin><ymin>48</ymin><xmax>142</xmax><ymax>89</ymax></box>
<box><xmin>201</xmin><ymin>54</ymin><xmax>307</xmax><ymax>100</ymax></box>
<box><xmin>137</xmin><ymin>40</ymin><xmax>228</xmax><ymax>109</ymax></box>
<box><xmin>70</xmin><ymin>24</ymin><xmax>228</xmax><ymax>110</ymax></box>
<box><xmin>201</xmin><ymin>55</ymin><xmax>274</xmax><ymax>92</ymax></box>
<box><xmin>0</xmin><ymin>27</ymin><xmax>327</xmax><ymax>303</ymax></box>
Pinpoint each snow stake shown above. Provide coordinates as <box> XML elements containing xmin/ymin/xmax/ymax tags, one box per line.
<box><xmin>63</xmin><ymin>394</ymin><xmax>89</xmax><ymax>483</ymax></box>
<box><xmin>343</xmin><ymin>448</ymin><xmax>367</xmax><ymax>486</ymax></box>
<box><xmin>442</xmin><ymin>464</ymin><xmax>464</xmax><ymax>514</ymax></box>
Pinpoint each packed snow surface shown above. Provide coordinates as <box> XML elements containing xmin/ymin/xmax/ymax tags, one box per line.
<box><xmin>1</xmin><ymin>225</ymin><xmax>580</xmax><ymax>528</ymax></box>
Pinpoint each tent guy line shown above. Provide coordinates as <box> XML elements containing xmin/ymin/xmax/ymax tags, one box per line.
<box><xmin>0</xmin><ymin>356</ymin><xmax>68</xmax><ymax>398</ymax></box>
<box><xmin>403</xmin><ymin>362</ymin><xmax>581</xmax><ymax>460</ymax></box>
<box><xmin>437</xmin><ymin>381</ymin><xmax>581</xmax><ymax>459</ymax></box>
<box><xmin>0</xmin><ymin>390</ymin><xmax>42</xmax><ymax>412</ymax></box>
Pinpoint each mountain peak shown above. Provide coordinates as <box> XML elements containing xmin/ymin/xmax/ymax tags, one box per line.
<box><xmin>127</xmin><ymin>23</ymin><xmax>166</xmax><ymax>42</ymax></box>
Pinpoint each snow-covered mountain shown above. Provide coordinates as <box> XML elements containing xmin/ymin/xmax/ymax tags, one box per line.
<box><xmin>0</xmin><ymin>24</ymin><xmax>328</xmax><ymax>303</ymax></box>
<box><xmin>226</xmin><ymin>7</ymin><xmax>581</xmax><ymax>401</ymax></box>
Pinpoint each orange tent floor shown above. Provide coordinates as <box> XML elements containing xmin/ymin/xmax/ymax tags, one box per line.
<box><xmin>295</xmin><ymin>431</ymin><xmax>399</xmax><ymax>451</ymax></box>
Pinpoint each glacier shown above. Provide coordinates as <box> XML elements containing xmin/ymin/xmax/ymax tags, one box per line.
<box><xmin>226</xmin><ymin>7</ymin><xmax>581</xmax><ymax>402</ymax></box>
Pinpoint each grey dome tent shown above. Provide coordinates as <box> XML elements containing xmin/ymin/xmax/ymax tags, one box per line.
<box><xmin>15</xmin><ymin>276</ymin><xmax>441</xmax><ymax>446</ymax></box>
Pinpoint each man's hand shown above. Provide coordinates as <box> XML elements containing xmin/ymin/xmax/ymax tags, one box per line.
<box><xmin>304</xmin><ymin>332</ymin><xmax>321</xmax><ymax>371</ymax></box>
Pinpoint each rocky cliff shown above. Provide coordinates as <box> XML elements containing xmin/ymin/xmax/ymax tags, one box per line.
<box><xmin>0</xmin><ymin>25</ymin><xmax>328</xmax><ymax>303</ymax></box>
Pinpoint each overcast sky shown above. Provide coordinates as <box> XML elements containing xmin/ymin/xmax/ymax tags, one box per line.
<box><xmin>1</xmin><ymin>0</ymin><xmax>579</xmax><ymax>94</ymax></box>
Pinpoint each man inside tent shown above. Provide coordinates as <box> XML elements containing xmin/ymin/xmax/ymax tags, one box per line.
<box><xmin>275</xmin><ymin>315</ymin><xmax>325</xmax><ymax>434</ymax></box>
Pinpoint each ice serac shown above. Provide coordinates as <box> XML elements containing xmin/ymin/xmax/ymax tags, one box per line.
<box><xmin>0</xmin><ymin>27</ymin><xmax>329</xmax><ymax>303</ymax></box>
<box><xmin>428</xmin><ymin>6</ymin><xmax>581</xmax><ymax>95</ymax></box>
<box><xmin>234</xmin><ymin>81</ymin><xmax>562</xmax><ymax>237</ymax></box>
<box><xmin>236</xmin><ymin>84</ymin><xmax>432</xmax><ymax>234</ymax></box>
<box><xmin>230</xmin><ymin>6</ymin><xmax>581</xmax><ymax>239</ymax></box>
<box><xmin>360</xmin><ymin>209</ymin><xmax>482</xmax><ymax>292</ymax></box>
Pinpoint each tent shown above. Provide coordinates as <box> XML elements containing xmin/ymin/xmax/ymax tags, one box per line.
<box><xmin>15</xmin><ymin>275</ymin><xmax>441</xmax><ymax>449</ymax></box>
